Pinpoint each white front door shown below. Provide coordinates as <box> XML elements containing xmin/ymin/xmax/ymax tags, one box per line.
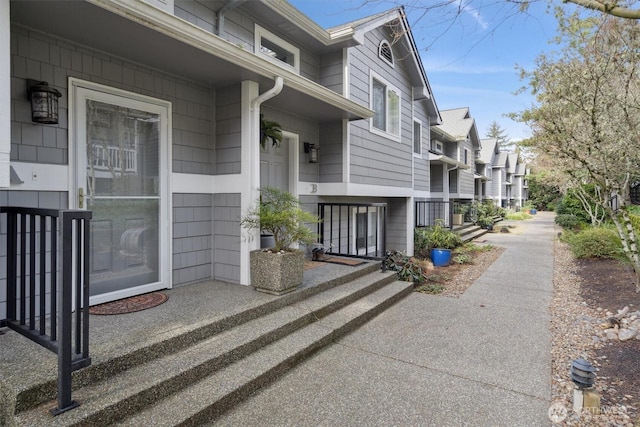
<box><xmin>259</xmin><ymin>132</ymin><xmax>299</xmax><ymax>196</ymax></box>
<box><xmin>70</xmin><ymin>79</ymin><xmax>171</xmax><ymax>305</ymax></box>
<box><xmin>260</xmin><ymin>136</ymin><xmax>289</xmax><ymax>192</ymax></box>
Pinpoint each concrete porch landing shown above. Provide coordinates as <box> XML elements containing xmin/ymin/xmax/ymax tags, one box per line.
<box><xmin>1</xmin><ymin>258</ymin><xmax>409</xmax><ymax>425</ymax></box>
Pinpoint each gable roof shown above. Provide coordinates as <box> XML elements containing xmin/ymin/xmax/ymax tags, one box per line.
<box><xmin>250</xmin><ymin>2</ymin><xmax>442</xmax><ymax>123</ymax></box>
<box><xmin>435</xmin><ymin>107</ymin><xmax>481</xmax><ymax>147</ymax></box>
<box><xmin>493</xmin><ymin>152</ymin><xmax>509</xmax><ymax>168</ymax></box>
<box><xmin>327</xmin><ymin>7</ymin><xmax>442</xmax><ymax>124</ymax></box>
<box><xmin>507</xmin><ymin>153</ymin><xmax>519</xmax><ymax>174</ymax></box>
<box><xmin>479</xmin><ymin>138</ymin><xmax>498</xmax><ymax>164</ymax></box>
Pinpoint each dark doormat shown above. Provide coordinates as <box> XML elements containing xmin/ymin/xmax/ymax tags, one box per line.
<box><xmin>323</xmin><ymin>257</ymin><xmax>366</xmax><ymax>266</ymax></box>
<box><xmin>89</xmin><ymin>292</ymin><xmax>168</xmax><ymax>315</ymax></box>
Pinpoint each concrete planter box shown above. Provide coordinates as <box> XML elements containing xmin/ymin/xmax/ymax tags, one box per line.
<box><xmin>452</xmin><ymin>213</ymin><xmax>464</xmax><ymax>226</ymax></box>
<box><xmin>250</xmin><ymin>249</ymin><xmax>304</xmax><ymax>295</ymax></box>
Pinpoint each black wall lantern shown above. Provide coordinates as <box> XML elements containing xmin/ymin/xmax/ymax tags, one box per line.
<box><xmin>27</xmin><ymin>79</ymin><xmax>62</xmax><ymax>124</ymax></box>
<box><xmin>303</xmin><ymin>142</ymin><xmax>318</xmax><ymax>163</ymax></box>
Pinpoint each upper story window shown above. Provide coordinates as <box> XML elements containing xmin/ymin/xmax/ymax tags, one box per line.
<box><xmin>464</xmin><ymin>148</ymin><xmax>472</xmax><ymax>166</ymax></box>
<box><xmin>255</xmin><ymin>25</ymin><xmax>300</xmax><ymax>73</ymax></box>
<box><xmin>413</xmin><ymin>119</ymin><xmax>422</xmax><ymax>156</ymax></box>
<box><xmin>370</xmin><ymin>71</ymin><xmax>401</xmax><ymax>141</ymax></box>
<box><xmin>379</xmin><ymin>40</ymin><xmax>394</xmax><ymax>66</ymax></box>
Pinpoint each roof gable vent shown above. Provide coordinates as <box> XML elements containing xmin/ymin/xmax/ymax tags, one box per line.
<box><xmin>379</xmin><ymin>40</ymin><xmax>394</xmax><ymax>66</ymax></box>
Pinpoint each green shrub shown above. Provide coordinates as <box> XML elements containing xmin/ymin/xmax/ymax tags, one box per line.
<box><xmin>414</xmin><ymin>220</ymin><xmax>462</xmax><ymax>255</ymax></box>
<box><xmin>452</xmin><ymin>253</ymin><xmax>473</xmax><ymax>265</ymax></box>
<box><xmin>555</xmin><ymin>213</ymin><xmax>579</xmax><ymax>229</ymax></box>
<box><xmin>384</xmin><ymin>250</ymin><xmax>428</xmax><ymax>285</ymax></box>
<box><xmin>565</xmin><ymin>227</ymin><xmax>621</xmax><ymax>259</ymax></box>
<box><xmin>415</xmin><ymin>283</ymin><xmax>445</xmax><ymax>294</ymax></box>
<box><xmin>506</xmin><ymin>211</ymin><xmax>532</xmax><ymax>221</ymax></box>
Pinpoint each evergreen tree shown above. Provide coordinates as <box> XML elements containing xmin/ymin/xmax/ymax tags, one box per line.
<box><xmin>485</xmin><ymin>121</ymin><xmax>513</xmax><ymax>150</ymax></box>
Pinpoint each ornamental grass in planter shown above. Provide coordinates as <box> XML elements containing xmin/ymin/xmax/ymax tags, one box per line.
<box><xmin>240</xmin><ymin>187</ymin><xmax>320</xmax><ymax>295</ymax></box>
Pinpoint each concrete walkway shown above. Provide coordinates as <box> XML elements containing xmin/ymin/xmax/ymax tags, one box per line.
<box><xmin>216</xmin><ymin>212</ymin><xmax>556</xmax><ymax>426</ymax></box>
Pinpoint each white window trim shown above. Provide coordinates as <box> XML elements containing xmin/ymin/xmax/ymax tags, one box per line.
<box><xmin>378</xmin><ymin>40</ymin><xmax>394</xmax><ymax>67</ymax></box>
<box><xmin>254</xmin><ymin>24</ymin><xmax>300</xmax><ymax>73</ymax></box>
<box><xmin>413</xmin><ymin>118</ymin><xmax>422</xmax><ymax>158</ymax></box>
<box><xmin>369</xmin><ymin>71</ymin><xmax>401</xmax><ymax>142</ymax></box>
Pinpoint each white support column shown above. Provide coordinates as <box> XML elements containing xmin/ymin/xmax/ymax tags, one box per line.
<box><xmin>406</xmin><ymin>196</ymin><xmax>414</xmax><ymax>256</ymax></box>
<box><xmin>0</xmin><ymin>0</ymin><xmax>11</xmax><ymax>188</ymax></box>
<box><xmin>240</xmin><ymin>80</ymin><xmax>260</xmax><ymax>285</ymax></box>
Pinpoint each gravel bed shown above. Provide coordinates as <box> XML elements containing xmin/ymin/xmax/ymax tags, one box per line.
<box><xmin>550</xmin><ymin>239</ymin><xmax>636</xmax><ymax>426</ymax></box>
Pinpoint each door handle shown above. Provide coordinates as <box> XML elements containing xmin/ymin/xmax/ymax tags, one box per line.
<box><xmin>79</xmin><ymin>188</ymin><xmax>84</xmax><ymax>209</ymax></box>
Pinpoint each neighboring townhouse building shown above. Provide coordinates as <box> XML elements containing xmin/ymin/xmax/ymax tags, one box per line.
<box><xmin>432</xmin><ymin>108</ymin><xmax>480</xmax><ymax>204</ymax></box>
<box><xmin>478</xmin><ymin>139</ymin><xmax>530</xmax><ymax>209</ymax></box>
<box><xmin>476</xmin><ymin>138</ymin><xmax>498</xmax><ymax>201</ymax></box>
<box><xmin>512</xmin><ymin>162</ymin><xmax>527</xmax><ymax>208</ymax></box>
<box><xmin>488</xmin><ymin>152</ymin><xmax>509</xmax><ymax>207</ymax></box>
<box><xmin>1</xmin><ymin>1</ymin><xmax>443</xmax><ymax>313</ymax></box>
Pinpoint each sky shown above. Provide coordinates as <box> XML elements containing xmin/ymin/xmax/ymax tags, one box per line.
<box><xmin>289</xmin><ymin>0</ymin><xmax>566</xmax><ymax>142</ymax></box>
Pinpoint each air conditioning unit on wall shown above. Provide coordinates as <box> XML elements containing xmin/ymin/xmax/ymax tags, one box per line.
<box><xmin>433</xmin><ymin>141</ymin><xmax>443</xmax><ymax>154</ymax></box>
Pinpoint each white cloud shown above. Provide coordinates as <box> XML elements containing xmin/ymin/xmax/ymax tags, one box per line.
<box><xmin>454</xmin><ymin>0</ymin><xmax>490</xmax><ymax>31</ymax></box>
<box><xmin>425</xmin><ymin>62</ymin><xmax>517</xmax><ymax>74</ymax></box>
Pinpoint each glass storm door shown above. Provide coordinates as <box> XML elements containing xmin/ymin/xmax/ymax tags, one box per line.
<box><xmin>72</xmin><ymin>81</ymin><xmax>170</xmax><ymax>305</ymax></box>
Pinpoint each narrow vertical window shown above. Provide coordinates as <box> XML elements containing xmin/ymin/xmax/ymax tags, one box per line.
<box><xmin>413</xmin><ymin>120</ymin><xmax>422</xmax><ymax>155</ymax></box>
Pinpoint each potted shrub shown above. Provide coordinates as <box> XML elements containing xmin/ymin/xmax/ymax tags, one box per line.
<box><xmin>416</xmin><ymin>219</ymin><xmax>462</xmax><ymax>267</ymax></box>
<box><xmin>240</xmin><ymin>187</ymin><xmax>320</xmax><ymax>295</ymax></box>
<box><xmin>452</xmin><ymin>203</ymin><xmax>468</xmax><ymax>226</ymax></box>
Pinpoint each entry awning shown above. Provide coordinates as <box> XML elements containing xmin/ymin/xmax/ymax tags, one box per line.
<box><xmin>10</xmin><ymin>0</ymin><xmax>373</xmax><ymax>123</ymax></box>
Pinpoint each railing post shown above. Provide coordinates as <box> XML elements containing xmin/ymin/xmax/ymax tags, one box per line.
<box><xmin>52</xmin><ymin>211</ymin><xmax>80</xmax><ymax>415</ymax></box>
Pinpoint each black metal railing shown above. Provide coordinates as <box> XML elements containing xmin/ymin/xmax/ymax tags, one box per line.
<box><xmin>415</xmin><ymin>200</ymin><xmax>453</xmax><ymax>228</ymax></box>
<box><xmin>1</xmin><ymin>207</ymin><xmax>92</xmax><ymax>415</ymax></box>
<box><xmin>317</xmin><ymin>203</ymin><xmax>387</xmax><ymax>259</ymax></box>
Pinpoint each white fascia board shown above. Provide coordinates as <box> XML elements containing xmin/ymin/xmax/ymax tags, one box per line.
<box><xmin>298</xmin><ymin>181</ymin><xmax>414</xmax><ymax>198</ymax></box>
<box><xmin>352</xmin><ymin>10</ymin><xmax>402</xmax><ymax>45</ymax></box>
<box><xmin>412</xmin><ymin>190</ymin><xmax>431</xmax><ymax>199</ymax></box>
<box><xmin>90</xmin><ymin>0</ymin><xmax>372</xmax><ymax>120</ymax></box>
<box><xmin>172</xmin><ymin>173</ymin><xmax>244</xmax><ymax>194</ymax></box>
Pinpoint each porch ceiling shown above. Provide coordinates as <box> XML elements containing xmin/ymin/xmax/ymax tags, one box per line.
<box><xmin>10</xmin><ymin>1</ymin><xmax>367</xmax><ymax>122</ymax></box>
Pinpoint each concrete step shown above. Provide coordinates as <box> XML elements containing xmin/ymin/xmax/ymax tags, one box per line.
<box><xmin>8</xmin><ymin>262</ymin><xmax>382</xmax><ymax>417</ymax></box>
<box><xmin>460</xmin><ymin>227</ymin><xmax>489</xmax><ymax>243</ymax></box>
<box><xmin>15</xmin><ymin>270</ymin><xmax>407</xmax><ymax>426</ymax></box>
<box><xmin>118</xmin><ymin>281</ymin><xmax>413</xmax><ymax>426</ymax></box>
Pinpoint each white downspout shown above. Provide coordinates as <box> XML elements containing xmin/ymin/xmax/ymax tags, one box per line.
<box><xmin>0</xmin><ymin>0</ymin><xmax>10</xmax><ymax>188</ymax></box>
<box><xmin>217</xmin><ymin>0</ymin><xmax>247</xmax><ymax>37</ymax></box>
<box><xmin>240</xmin><ymin>76</ymin><xmax>283</xmax><ymax>285</ymax></box>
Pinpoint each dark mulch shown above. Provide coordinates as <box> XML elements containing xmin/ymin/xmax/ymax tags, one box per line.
<box><xmin>577</xmin><ymin>258</ymin><xmax>640</xmax><ymax>418</ymax></box>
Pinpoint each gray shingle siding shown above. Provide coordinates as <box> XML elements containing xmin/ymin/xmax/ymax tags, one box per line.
<box><xmin>319</xmin><ymin>51</ymin><xmax>344</xmax><ymax>94</ymax></box>
<box><xmin>215</xmin><ymin>84</ymin><xmax>241</xmax><ymax>175</ymax></box>
<box><xmin>173</xmin><ymin>193</ymin><xmax>213</xmax><ymax>286</ymax></box>
<box><xmin>347</xmin><ymin>27</ymin><xmax>414</xmax><ymax>188</ymax></box>
<box><xmin>212</xmin><ymin>193</ymin><xmax>241</xmax><ymax>283</ymax></box>
<box><xmin>11</xmin><ymin>26</ymin><xmax>215</xmax><ymax>175</ymax></box>
<box><xmin>0</xmin><ymin>190</ymin><xmax>68</xmax><ymax>320</ymax></box>
<box><xmin>190</xmin><ymin>3</ymin><xmax>321</xmax><ymax>83</ymax></box>
<box><xmin>431</xmin><ymin>164</ymin><xmax>444</xmax><ymax>192</ymax></box>
<box><xmin>318</xmin><ymin>121</ymin><xmax>343</xmax><ymax>183</ymax></box>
